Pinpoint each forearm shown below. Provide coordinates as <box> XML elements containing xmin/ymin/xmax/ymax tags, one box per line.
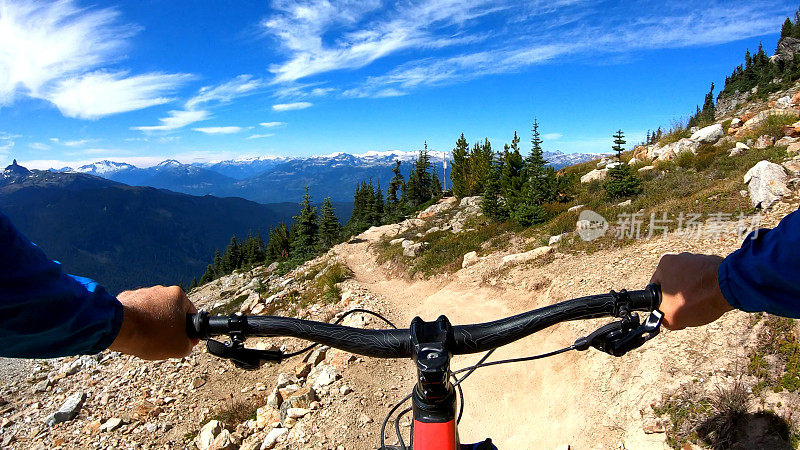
<box><xmin>718</xmin><ymin>207</ymin><xmax>800</xmax><ymax>318</ymax></box>
<box><xmin>0</xmin><ymin>211</ymin><xmax>123</xmax><ymax>358</ymax></box>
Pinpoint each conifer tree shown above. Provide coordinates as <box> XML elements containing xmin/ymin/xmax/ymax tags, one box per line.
<box><xmin>373</xmin><ymin>181</ymin><xmax>384</xmax><ymax>222</ymax></box>
<box><xmin>782</xmin><ymin>17</ymin><xmax>793</xmax><ymax>38</ymax></box>
<box><xmin>482</xmin><ymin>152</ymin><xmax>508</xmax><ymax>221</ymax></box>
<box><xmin>605</xmin><ymin>130</ymin><xmax>641</xmax><ymax>199</ymax></box>
<box><xmin>499</xmin><ymin>132</ymin><xmax>525</xmax><ymax>212</ymax></box>
<box><xmin>266</xmin><ymin>223</ymin><xmax>291</xmax><ymax>262</ymax></box>
<box><xmin>406</xmin><ymin>144</ymin><xmax>435</xmax><ymax>206</ymax></box>
<box><xmin>450</xmin><ymin>133</ymin><xmax>469</xmax><ymax>198</ymax></box>
<box><xmin>387</xmin><ymin>160</ymin><xmax>405</xmax><ymax>206</ymax></box>
<box><xmin>291</xmin><ymin>187</ymin><xmax>319</xmax><ymax>259</ymax></box>
<box><xmin>200</xmin><ymin>264</ymin><xmax>215</xmax><ymax>284</ymax></box>
<box><xmin>190</xmin><ymin>277</ymin><xmax>198</xmax><ymax>290</ymax></box>
<box><xmin>318</xmin><ymin>197</ymin><xmax>341</xmax><ymax>251</ymax></box>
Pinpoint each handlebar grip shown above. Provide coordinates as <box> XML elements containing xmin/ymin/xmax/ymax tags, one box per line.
<box><xmin>629</xmin><ymin>284</ymin><xmax>661</xmax><ymax>312</ymax></box>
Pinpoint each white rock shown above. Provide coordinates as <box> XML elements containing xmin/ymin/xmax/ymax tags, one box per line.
<box><xmin>403</xmin><ymin>242</ymin><xmax>424</xmax><ymax>257</ymax></box>
<box><xmin>286</xmin><ymin>408</ymin><xmax>310</xmax><ymax>419</ymax></box>
<box><xmin>312</xmin><ymin>365</ymin><xmax>341</xmax><ymax>389</ymax></box>
<box><xmin>731</xmin><ymin>118</ymin><xmax>743</xmax><ymax>127</ymax></box>
<box><xmin>459</xmin><ymin>196</ymin><xmax>482</xmax><ymax>208</ymax></box>
<box><xmin>461</xmin><ymin>251</ymin><xmax>480</xmax><ymax>268</ymax></box>
<box><xmin>45</xmin><ymin>392</ymin><xmax>85</xmax><ymax>426</ymax></box>
<box><xmin>776</xmin><ymin>95</ymin><xmax>793</xmax><ymax>108</ymax></box>
<box><xmin>261</xmin><ymin>427</ymin><xmax>289</xmax><ymax>449</ymax></box>
<box><xmin>617</xmin><ymin>199</ymin><xmax>631</xmax><ymax>207</ymax></box>
<box><xmin>744</xmin><ymin>160</ymin><xmax>790</xmax><ymax>209</ymax></box>
<box><xmin>548</xmin><ymin>234</ymin><xmax>566</xmax><ymax>246</ymax></box>
<box><xmin>736</xmin><ymin>141</ymin><xmax>750</xmax><ymax>150</ymax></box>
<box><xmin>196</xmin><ymin>420</ymin><xmax>224</xmax><ymax>450</ymax></box>
<box><xmin>690</xmin><ymin>123</ymin><xmax>724</xmax><ymax>143</ymax></box>
<box><xmin>638</xmin><ymin>165</ymin><xmax>656</xmax><ymax>172</ymax></box>
<box><xmin>580</xmin><ymin>169</ymin><xmax>608</xmax><ymax>183</ymax></box>
<box><xmin>100</xmin><ymin>417</ymin><xmax>123</xmax><ymax>432</ymax></box>
<box><xmin>567</xmin><ymin>204</ymin><xmax>585</xmax><ymax>212</ymax></box>
<box><xmin>400</xmin><ymin>239</ymin><xmax>414</xmax><ymax>248</ymax></box>
<box><xmin>500</xmin><ymin>246</ymin><xmax>553</xmax><ymax>268</ymax></box>
<box><xmin>389</xmin><ymin>238</ymin><xmax>404</xmax><ymax>245</ymax></box>
<box><xmin>339</xmin><ymin>385</ymin><xmax>353</xmax><ymax>395</ymax></box>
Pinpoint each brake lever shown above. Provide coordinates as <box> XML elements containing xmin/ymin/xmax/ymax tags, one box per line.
<box><xmin>574</xmin><ymin>310</ymin><xmax>663</xmax><ymax>357</ymax></box>
<box><xmin>206</xmin><ymin>339</ymin><xmax>284</xmax><ymax>371</ymax></box>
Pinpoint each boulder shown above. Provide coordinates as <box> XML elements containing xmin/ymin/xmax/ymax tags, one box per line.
<box><xmin>744</xmin><ymin>161</ymin><xmax>790</xmax><ymax>209</ymax></box>
<box><xmin>209</xmin><ymin>429</ymin><xmax>238</xmax><ymax>450</ymax></box>
<box><xmin>461</xmin><ymin>251</ymin><xmax>480</xmax><ymax>268</ymax></box>
<box><xmin>776</xmin><ymin>136</ymin><xmax>798</xmax><ymax>147</ymax></box>
<box><xmin>730</xmin><ymin>118</ymin><xmax>743</xmax><ymax>128</ymax></box>
<box><xmin>580</xmin><ymin>168</ymin><xmax>607</xmax><ymax>183</ymax></box>
<box><xmin>690</xmin><ymin>123</ymin><xmax>724</xmax><ymax>143</ymax></box>
<box><xmin>261</xmin><ymin>427</ymin><xmax>288</xmax><ymax>449</ymax></box>
<box><xmin>638</xmin><ymin>165</ymin><xmax>656</xmax><ymax>172</ymax></box>
<box><xmin>45</xmin><ymin>392</ymin><xmax>85</xmax><ymax>427</ymax></box>
<box><xmin>256</xmin><ymin>406</ymin><xmax>280</xmax><ymax>429</ymax></box>
<box><xmin>776</xmin><ymin>95</ymin><xmax>793</xmax><ymax>108</ymax></box>
<box><xmin>500</xmin><ymin>246</ymin><xmax>553</xmax><ymax>268</ymax></box>
<box><xmin>783</xmin><ymin>160</ymin><xmax>800</xmax><ymax>176</ymax></box>
<box><xmin>632</xmin><ymin>145</ymin><xmax>648</xmax><ymax>160</ymax></box>
<box><xmin>548</xmin><ymin>234</ymin><xmax>568</xmax><ymax>246</ymax></box>
<box><xmin>403</xmin><ymin>242</ymin><xmax>424</xmax><ymax>258</ymax></box>
<box><xmin>754</xmin><ymin>135</ymin><xmax>775</xmax><ymax>149</ymax></box>
<box><xmin>459</xmin><ymin>196</ymin><xmax>482</xmax><ymax>208</ymax></box>
<box><xmin>646</xmin><ymin>143</ymin><xmax>664</xmax><ymax>159</ymax></box>
<box><xmin>789</xmin><ymin>142</ymin><xmax>800</xmax><ymax>156</ymax></box>
<box><xmin>196</xmin><ymin>420</ymin><xmax>225</xmax><ymax>450</ymax></box>
<box><xmin>782</xmin><ymin>125</ymin><xmax>800</xmax><ymax>138</ymax></box>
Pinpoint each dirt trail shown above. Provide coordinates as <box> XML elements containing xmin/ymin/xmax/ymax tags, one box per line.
<box><xmin>333</xmin><ymin>200</ymin><xmax>799</xmax><ymax>450</ymax></box>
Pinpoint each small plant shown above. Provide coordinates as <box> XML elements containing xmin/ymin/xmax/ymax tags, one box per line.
<box><xmin>212</xmin><ymin>397</ymin><xmax>262</xmax><ymax>426</ymax></box>
<box><xmin>748</xmin><ymin>315</ymin><xmax>800</xmax><ymax>393</ymax></box>
<box><xmin>696</xmin><ymin>382</ymin><xmax>749</xmax><ymax>450</ymax></box>
<box><xmin>209</xmin><ymin>293</ymin><xmax>250</xmax><ymax>315</ymax></box>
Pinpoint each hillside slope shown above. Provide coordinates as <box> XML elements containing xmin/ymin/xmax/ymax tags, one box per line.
<box><xmin>0</xmin><ymin>168</ymin><xmax>294</xmax><ymax>293</ymax></box>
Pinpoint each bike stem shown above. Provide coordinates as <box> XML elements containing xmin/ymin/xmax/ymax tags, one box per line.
<box><xmin>410</xmin><ymin>315</ymin><xmax>459</xmax><ymax>449</ymax></box>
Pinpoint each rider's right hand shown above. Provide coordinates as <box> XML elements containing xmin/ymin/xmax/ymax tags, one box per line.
<box><xmin>109</xmin><ymin>285</ymin><xmax>199</xmax><ymax>360</ymax></box>
<box><xmin>649</xmin><ymin>252</ymin><xmax>734</xmax><ymax>330</ymax></box>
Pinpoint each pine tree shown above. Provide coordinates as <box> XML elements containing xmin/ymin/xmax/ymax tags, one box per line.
<box><xmin>450</xmin><ymin>133</ymin><xmax>469</xmax><ymax>198</ymax></box>
<box><xmin>291</xmin><ymin>187</ymin><xmax>319</xmax><ymax>260</ymax></box>
<box><xmin>373</xmin><ymin>181</ymin><xmax>384</xmax><ymax>222</ymax></box>
<box><xmin>221</xmin><ymin>236</ymin><xmax>242</xmax><ymax>273</ymax></box>
<box><xmin>387</xmin><ymin>160</ymin><xmax>405</xmax><ymax>205</ymax></box>
<box><xmin>190</xmin><ymin>277</ymin><xmax>198</xmax><ymax>290</ymax></box>
<box><xmin>318</xmin><ymin>197</ymin><xmax>341</xmax><ymax>251</ymax></box>
<box><xmin>612</xmin><ymin>129</ymin><xmax>626</xmax><ymax>162</ymax></box>
<box><xmin>782</xmin><ymin>17</ymin><xmax>793</xmax><ymax>38</ymax></box>
<box><xmin>482</xmin><ymin>152</ymin><xmax>508</xmax><ymax>222</ymax></box>
<box><xmin>213</xmin><ymin>250</ymin><xmax>223</xmax><ymax>273</ymax></box>
<box><xmin>500</xmin><ymin>132</ymin><xmax>525</xmax><ymax>212</ymax></box>
<box><xmin>605</xmin><ymin>130</ymin><xmax>641</xmax><ymax>199</ymax></box>
<box><xmin>200</xmin><ymin>264</ymin><xmax>215</xmax><ymax>284</ymax></box>
<box><xmin>266</xmin><ymin>223</ymin><xmax>291</xmax><ymax>262</ymax></box>
<box><xmin>406</xmin><ymin>144</ymin><xmax>435</xmax><ymax>206</ymax></box>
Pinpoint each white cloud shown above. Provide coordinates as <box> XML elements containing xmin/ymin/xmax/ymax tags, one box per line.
<box><xmin>184</xmin><ymin>75</ymin><xmax>264</xmax><ymax>110</ymax></box>
<box><xmin>0</xmin><ymin>0</ymin><xmax>188</xmax><ymax>118</ymax></box>
<box><xmin>260</xmin><ymin>121</ymin><xmax>286</xmax><ymax>128</ymax></box>
<box><xmin>46</xmin><ymin>71</ymin><xmax>190</xmax><ymax>119</ymax></box>
<box><xmin>272</xmin><ymin>101</ymin><xmax>312</xmax><ymax>111</ymax></box>
<box><xmin>0</xmin><ymin>132</ymin><xmax>17</xmax><ymax>154</ymax></box>
<box><xmin>247</xmin><ymin>133</ymin><xmax>274</xmax><ymax>139</ymax></box>
<box><xmin>29</xmin><ymin>142</ymin><xmax>50</xmax><ymax>150</ymax></box>
<box><xmin>193</xmin><ymin>126</ymin><xmax>243</xmax><ymax>134</ymax></box>
<box><xmin>543</xmin><ymin>133</ymin><xmax>562</xmax><ymax>140</ymax></box>
<box><xmin>132</xmin><ymin>75</ymin><xmax>263</xmax><ymax>132</ymax></box>
<box><xmin>132</xmin><ymin>109</ymin><xmax>210</xmax><ymax>132</ymax></box>
<box><xmin>263</xmin><ymin>0</ymin><xmax>505</xmax><ymax>83</ymax></box>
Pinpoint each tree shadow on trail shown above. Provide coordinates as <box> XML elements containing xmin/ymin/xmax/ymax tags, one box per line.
<box><xmin>697</xmin><ymin>410</ymin><xmax>794</xmax><ymax>450</ymax></box>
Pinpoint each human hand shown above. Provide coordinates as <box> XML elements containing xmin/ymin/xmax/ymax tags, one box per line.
<box><xmin>109</xmin><ymin>285</ymin><xmax>199</xmax><ymax>360</ymax></box>
<box><xmin>649</xmin><ymin>252</ymin><xmax>734</xmax><ymax>330</ymax></box>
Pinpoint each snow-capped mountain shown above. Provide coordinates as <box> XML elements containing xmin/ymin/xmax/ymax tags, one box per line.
<box><xmin>49</xmin><ymin>150</ymin><xmax>602</xmax><ymax>203</ymax></box>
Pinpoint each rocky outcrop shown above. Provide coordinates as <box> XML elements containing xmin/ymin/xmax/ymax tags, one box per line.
<box><xmin>744</xmin><ymin>161</ymin><xmax>790</xmax><ymax>209</ymax></box>
<box><xmin>500</xmin><ymin>246</ymin><xmax>553</xmax><ymax>268</ymax></box>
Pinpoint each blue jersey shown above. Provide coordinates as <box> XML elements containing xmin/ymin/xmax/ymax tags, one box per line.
<box><xmin>0</xmin><ymin>210</ymin><xmax>122</xmax><ymax>358</ymax></box>
<box><xmin>719</xmin><ymin>206</ymin><xmax>800</xmax><ymax>318</ymax></box>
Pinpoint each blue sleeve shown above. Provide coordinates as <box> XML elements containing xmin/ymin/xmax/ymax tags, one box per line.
<box><xmin>718</xmin><ymin>207</ymin><xmax>800</xmax><ymax>318</ymax></box>
<box><xmin>0</xmin><ymin>210</ymin><xmax>123</xmax><ymax>358</ymax></box>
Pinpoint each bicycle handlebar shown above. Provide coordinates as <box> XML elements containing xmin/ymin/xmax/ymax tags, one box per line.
<box><xmin>187</xmin><ymin>285</ymin><xmax>661</xmax><ymax>359</ymax></box>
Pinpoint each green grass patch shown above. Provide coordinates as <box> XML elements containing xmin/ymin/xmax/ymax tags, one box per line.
<box><xmin>741</xmin><ymin>113</ymin><xmax>798</xmax><ymax>140</ymax></box>
<box><xmin>748</xmin><ymin>315</ymin><xmax>800</xmax><ymax>394</ymax></box>
<box><xmin>209</xmin><ymin>293</ymin><xmax>250</xmax><ymax>315</ymax></box>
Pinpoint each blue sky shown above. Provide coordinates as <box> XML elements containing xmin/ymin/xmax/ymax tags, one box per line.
<box><xmin>0</xmin><ymin>0</ymin><xmax>795</xmax><ymax>169</ymax></box>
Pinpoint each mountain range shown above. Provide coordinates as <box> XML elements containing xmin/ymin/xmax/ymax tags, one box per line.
<box><xmin>1</xmin><ymin>161</ymin><xmax>317</xmax><ymax>293</ymax></box>
<box><xmin>53</xmin><ymin>150</ymin><xmax>603</xmax><ymax>203</ymax></box>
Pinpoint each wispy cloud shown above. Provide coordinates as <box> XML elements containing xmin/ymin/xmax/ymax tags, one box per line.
<box><xmin>247</xmin><ymin>133</ymin><xmax>275</xmax><ymax>139</ymax></box>
<box><xmin>262</xmin><ymin>0</ymin><xmax>507</xmax><ymax>83</ymax></box>
<box><xmin>132</xmin><ymin>75</ymin><xmax>263</xmax><ymax>132</ymax></box>
<box><xmin>272</xmin><ymin>101</ymin><xmax>312</xmax><ymax>111</ymax></box>
<box><xmin>264</xmin><ymin>0</ymin><xmax>793</xmax><ymax>99</ymax></box>
<box><xmin>0</xmin><ymin>0</ymin><xmax>188</xmax><ymax>118</ymax></box>
<box><xmin>0</xmin><ymin>132</ymin><xmax>18</xmax><ymax>154</ymax></box>
<box><xmin>543</xmin><ymin>133</ymin><xmax>563</xmax><ymax>140</ymax></box>
<box><xmin>260</xmin><ymin>121</ymin><xmax>286</xmax><ymax>128</ymax></box>
<box><xmin>29</xmin><ymin>142</ymin><xmax>50</xmax><ymax>150</ymax></box>
<box><xmin>193</xmin><ymin>126</ymin><xmax>243</xmax><ymax>134</ymax></box>
<box><xmin>132</xmin><ymin>109</ymin><xmax>210</xmax><ymax>132</ymax></box>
